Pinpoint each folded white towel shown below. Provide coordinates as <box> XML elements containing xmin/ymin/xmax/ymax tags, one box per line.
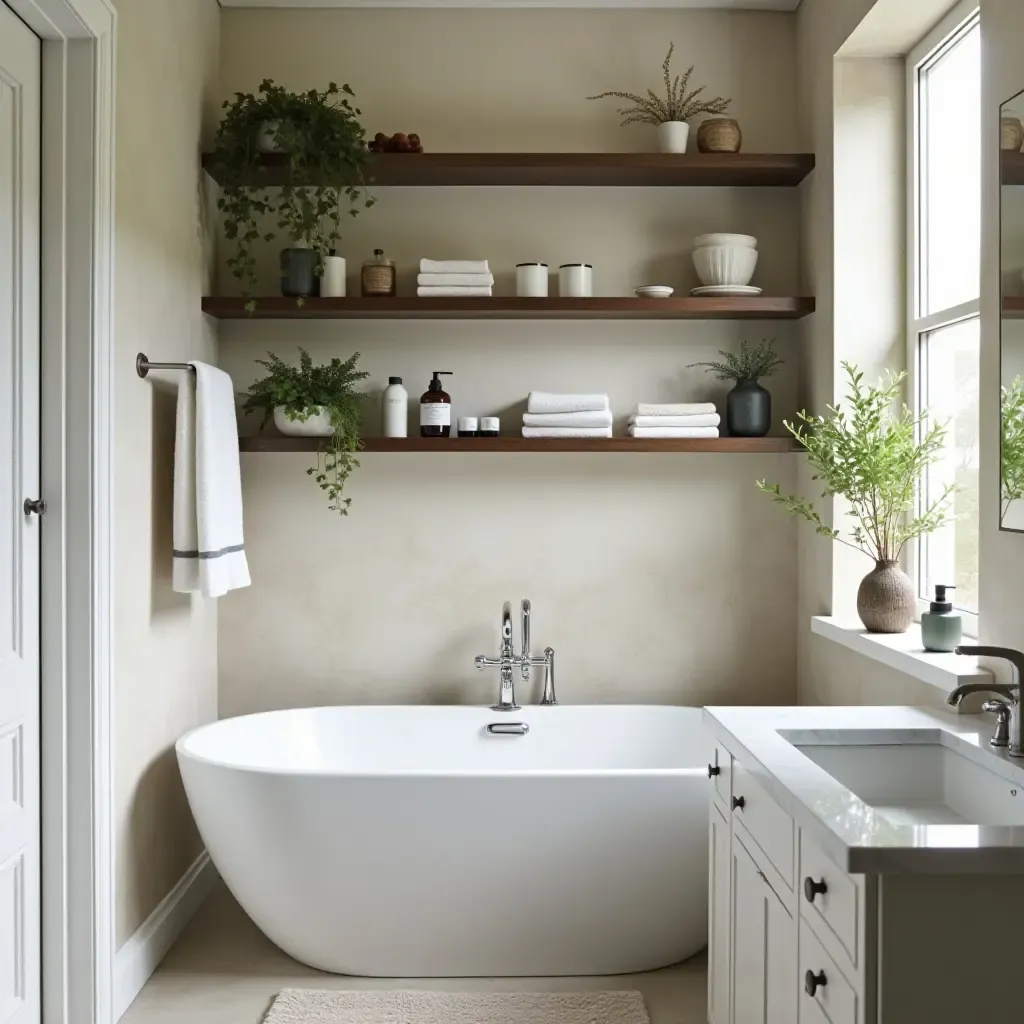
<box><xmin>635</xmin><ymin>402</ymin><xmax>718</xmax><ymax>417</ymax></box>
<box><xmin>522</xmin><ymin>410</ymin><xmax>614</xmax><ymax>428</ymax></box>
<box><xmin>629</xmin><ymin>426</ymin><xmax>720</xmax><ymax>439</ymax></box>
<box><xmin>420</xmin><ymin>259</ymin><xmax>490</xmax><ymax>275</ymax></box>
<box><xmin>522</xmin><ymin>426</ymin><xmax>613</xmax><ymax>439</ymax></box>
<box><xmin>630</xmin><ymin>413</ymin><xmax>721</xmax><ymax>428</ymax></box>
<box><xmin>417</xmin><ymin>272</ymin><xmax>495</xmax><ymax>287</ymax></box>
<box><xmin>173</xmin><ymin>363</ymin><xmax>251</xmax><ymax>598</ymax></box>
<box><xmin>527</xmin><ymin>392</ymin><xmax>611</xmax><ymax>415</ymax></box>
<box><xmin>417</xmin><ymin>286</ymin><xmax>493</xmax><ymax>297</ymax></box>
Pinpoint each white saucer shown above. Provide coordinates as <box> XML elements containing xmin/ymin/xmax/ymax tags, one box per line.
<box><xmin>691</xmin><ymin>285</ymin><xmax>763</xmax><ymax>296</ymax></box>
<box><xmin>634</xmin><ymin>286</ymin><xmax>675</xmax><ymax>299</ymax></box>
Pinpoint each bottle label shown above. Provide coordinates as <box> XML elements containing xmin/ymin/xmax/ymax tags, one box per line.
<box><xmin>420</xmin><ymin>403</ymin><xmax>451</xmax><ymax>427</ymax></box>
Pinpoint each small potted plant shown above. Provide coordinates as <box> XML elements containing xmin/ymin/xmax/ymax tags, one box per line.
<box><xmin>758</xmin><ymin>363</ymin><xmax>956</xmax><ymax>634</ymax></box>
<box><xmin>689</xmin><ymin>338</ymin><xmax>783</xmax><ymax>437</ymax></box>
<box><xmin>210</xmin><ymin>80</ymin><xmax>375</xmax><ymax>304</ymax></box>
<box><xmin>242</xmin><ymin>349</ymin><xmax>368</xmax><ymax>516</ymax></box>
<box><xmin>586</xmin><ymin>43</ymin><xmax>731</xmax><ymax>154</ymax></box>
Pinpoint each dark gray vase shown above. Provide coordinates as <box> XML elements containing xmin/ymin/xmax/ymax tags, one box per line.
<box><xmin>727</xmin><ymin>381</ymin><xmax>771</xmax><ymax>437</ymax></box>
<box><xmin>280</xmin><ymin>248</ymin><xmax>317</xmax><ymax>298</ymax></box>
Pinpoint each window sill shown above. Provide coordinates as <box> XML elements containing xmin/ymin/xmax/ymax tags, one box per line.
<box><xmin>811</xmin><ymin>616</ymin><xmax>992</xmax><ymax>693</ymax></box>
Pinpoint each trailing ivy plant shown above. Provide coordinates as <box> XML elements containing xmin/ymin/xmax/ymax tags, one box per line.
<box><xmin>242</xmin><ymin>349</ymin><xmax>368</xmax><ymax>516</ymax></box>
<box><xmin>210</xmin><ymin>80</ymin><xmax>375</xmax><ymax>303</ymax></box>
<box><xmin>1002</xmin><ymin>375</ymin><xmax>1024</xmax><ymax>519</ymax></box>
<box><xmin>757</xmin><ymin>363</ymin><xmax>956</xmax><ymax>563</ymax></box>
<box><xmin>689</xmin><ymin>338</ymin><xmax>784</xmax><ymax>385</ymax></box>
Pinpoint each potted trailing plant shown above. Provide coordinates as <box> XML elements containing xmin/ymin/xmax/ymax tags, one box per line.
<box><xmin>242</xmin><ymin>349</ymin><xmax>368</xmax><ymax>516</ymax></box>
<box><xmin>210</xmin><ymin>79</ymin><xmax>375</xmax><ymax>304</ymax></box>
<box><xmin>758</xmin><ymin>363</ymin><xmax>956</xmax><ymax>634</ymax></box>
<box><xmin>1001</xmin><ymin>375</ymin><xmax>1024</xmax><ymax>522</ymax></box>
<box><xmin>689</xmin><ymin>339</ymin><xmax>783</xmax><ymax>437</ymax></box>
<box><xmin>586</xmin><ymin>43</ymin><xmax>731</xmax><ymax>154</ymax></box>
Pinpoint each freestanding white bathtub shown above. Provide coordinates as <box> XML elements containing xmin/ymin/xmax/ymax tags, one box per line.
<box><xmin>177</xmin><ymin>704</ymin><xmax>710</xmax><ymax>977</ymax></box>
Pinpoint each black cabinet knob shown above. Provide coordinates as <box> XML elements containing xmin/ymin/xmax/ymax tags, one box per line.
<box><xmin>804</xmin><ymin>876</ymin><xmax>828</xmax><ymax>903</ymax></box>
<box><xmin>708</xmin><ymin>764</ymin><xmax>720</xmax><ymax>778</ymax></box>
<box><xmin>732</xmin><ymin>795</ymin><xmax>745</xmax><ymax>811</ymax></box>
<box><xmin>23</xmin><ymin>497</ymin><xmax>46</xmax><ymax>516</ymax></box>
<box><xmin>805</xmin><ymin>970</ymin><xmax>827</xmax><ymax>997</ymax></box>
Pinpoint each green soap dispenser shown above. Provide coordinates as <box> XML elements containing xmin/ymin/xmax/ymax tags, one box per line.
<box><xmin>921</xmin><ymin>585</ymin><xmax>962</xmax><ymax>653</ymax></box>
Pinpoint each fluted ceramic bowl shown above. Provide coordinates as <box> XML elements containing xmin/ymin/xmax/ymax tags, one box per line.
<box><xmin>692</xmin><ymin>233</ymin><xmax>758</xmax><ymax>250</ymax></box>
<box><xmin>692</xmin><ymin>245</ymin><xmax>759</xmax><ymax>287</ymax></box>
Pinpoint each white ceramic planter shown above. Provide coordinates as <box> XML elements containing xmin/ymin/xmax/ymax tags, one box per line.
<box><xmin>257</xmin><ymin>120</ymin><xmax>283</xmax><ymax>154</ymax></box>
<box><xmin>657</xmin><ymin>121</ymin><xmax>690</xmax><ymax>154</ymax></box>
<box><xmin>273</xmin><ymin>406</ymin><xmax>334</xmax><ymax>437</ymax></box>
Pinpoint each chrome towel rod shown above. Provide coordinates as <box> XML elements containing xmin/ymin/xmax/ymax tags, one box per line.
<box><xmin>136</xmin><ymin>352</ymin><xmax>195</xmax><ymax>378</ymax></box>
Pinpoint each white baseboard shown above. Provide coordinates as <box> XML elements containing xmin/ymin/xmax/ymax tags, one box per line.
<box><xmin>113</xmin><ymin>850</ymin><xmax>219</xmax><ymax>1021</ymax></box>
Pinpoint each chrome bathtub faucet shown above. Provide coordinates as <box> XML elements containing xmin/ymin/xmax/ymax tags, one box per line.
<box><xmin>475</xmin><ymin>599</ymin><xmax>557</xmax><ymax>711</ymax></box>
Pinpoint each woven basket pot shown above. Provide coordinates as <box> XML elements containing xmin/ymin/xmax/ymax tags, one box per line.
<box><xmin>697</xmin><ymin>118</ymin><xmax>742</xmax><ymax>153</ymax></box>
<box><xmin>1001</xmin><ymin>116</ymin><xmax>1024</xmax><ymax>152</ymax></box>
<box><xmin>857</xmin><ymin>560</ymin><xmax>916</xmax><ymax>634</ymax></box>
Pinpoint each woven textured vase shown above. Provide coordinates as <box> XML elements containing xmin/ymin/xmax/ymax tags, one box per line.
<box><xmin>697</xmin><ymin>118</ymin><xmax>742</xmax><ymax>153</ymax></box>
<box><xmin>857</xmin><ymin>560</ymin><xmax>916</xmax><ymax>634</ymax></box>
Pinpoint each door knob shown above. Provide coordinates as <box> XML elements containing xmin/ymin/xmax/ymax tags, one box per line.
<box><xmin>805</xmin><ymin>970</ymin><xmax>827</xmax><ymax>997</ymax></box>
<box><xmin>23</xmin><ymin>498</ymin><xmax>46</xmax><ymax>516</ymax></box>
<box><xmin>804</xmin><ymin>876</ymin><xmax>828</xmax><ymax>903</ymax></box>
<box><xmin>731</xmin><ymin>795</ymin><xmax>745</xmax><ymax>811</ymax></box>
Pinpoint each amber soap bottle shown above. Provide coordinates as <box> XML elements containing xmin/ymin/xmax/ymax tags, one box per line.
<box><xmin>420</xmin><ymin>371</ymin><xmax>454</xmax><ymax>437</ymax></box>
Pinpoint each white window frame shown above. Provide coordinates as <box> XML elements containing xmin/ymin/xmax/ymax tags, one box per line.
<box><xmin>905</xmin><ymin>0</ymin><xmax>981</xmax><ymax>638</ymax></box>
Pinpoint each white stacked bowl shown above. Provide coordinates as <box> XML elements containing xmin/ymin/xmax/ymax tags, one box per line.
<box><xmin>692</xmin><ymin>234</ymin><xmax>759</xmax><ymax>287</ymax></box>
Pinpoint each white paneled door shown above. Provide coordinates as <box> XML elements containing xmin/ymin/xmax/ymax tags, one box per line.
<box><xmin>0</xmin><ymin>4</ymin><xmax>40</xmax><ymax>1024</ymax></box>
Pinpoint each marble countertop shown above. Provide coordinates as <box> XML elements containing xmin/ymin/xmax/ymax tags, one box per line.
<box><xmin>703</xmin><ymin>705</ymin><xmax>1024</xmax><ymax>874</ymax></box>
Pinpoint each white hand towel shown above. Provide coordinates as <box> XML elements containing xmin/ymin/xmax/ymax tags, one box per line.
<box><xmin>173</xmin><ymin>363</ymin><xmax>251</xmax><ymax>598</ymax></box>
<box><xmin>628</xmin><ymin>426</ymin><xmax>720</xmax><ymax>439</ymax></box>
<box><xmin>630</xmin><ymin>413</ymin><xmax>721</xmax><ymax>428</ymax></box>
<box><xmin>522</xmin><ymin>426</ymin><xmax>613</xmax><ymax>438</ymax></box>
<box><xmin>417</xmin><ymin>286</ymin><xmax>493</xmax><ymax>297</ymax></box>
<box><xmin>635</xmin><ymin>402</ymin><xmax>718</xmax><ymax>417</ymax></box>
<box><xmin>527</xmin><ymin>392</ymin><xmax>611</xmax><ymax>415</ymax></box>
<box><xmin>522</xmin><ymin>410</ymin><xmax>614</xmax><ymax>428</ymax></box>
<box><xmin>420</xmin><ymin>259</ymin><xmax>490</xmax><ymax>275</ymax></box>
<box><xmin>417</xmin><ymin>272</ymin><xmax>495</xmax><ymax>287</ymax></box>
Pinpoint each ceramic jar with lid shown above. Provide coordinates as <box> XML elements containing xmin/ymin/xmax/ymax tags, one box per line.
<box><xmin>558</xmin><ymin>264</ymin><xmax>593</xmax><ymax>298</ymax></box>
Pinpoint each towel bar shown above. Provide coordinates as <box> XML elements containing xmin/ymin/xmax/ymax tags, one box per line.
<box><xmin>136</xmin><ymin>352</ymin><xmax>195</xmax><ymax>378</ymax></box>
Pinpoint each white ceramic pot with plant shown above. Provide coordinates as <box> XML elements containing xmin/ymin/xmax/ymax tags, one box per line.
<box><xmin>242</xmin><ymin>348</ymin><xmax>368</xmax><ymax>517</ymax></box>
<box><xmin>758</xmin><ymin>363</ymin><xmax>957</xmax><ymax>634</ymax></box>
<box><xmin>587</xmin><ymin>43</ymin><xmax>731</xmax><ymax>155</ymax></box>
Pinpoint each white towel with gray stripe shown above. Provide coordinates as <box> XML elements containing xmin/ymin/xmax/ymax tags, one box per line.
<box><xmin>522</xmin><ymin>410</ymin><xmax>614</xmax><ymax>428</ymax></box>
<box><xmin>173</xmin><ymin>362</ymin><xmax>251</xmax><ymax>598</ymax></box>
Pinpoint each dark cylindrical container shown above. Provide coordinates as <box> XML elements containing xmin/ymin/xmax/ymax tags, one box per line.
<box><xmin>280</xmin><ymin>248</ymin><xmax>317</xmax><ymax>298</ymax></box>
<box><xmin>727</xmin><ymin>381</ymin><xmax>771</xmax><ymax>438</ymax></box>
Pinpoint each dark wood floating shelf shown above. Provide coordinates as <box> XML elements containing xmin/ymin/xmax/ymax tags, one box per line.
<box><xmin>201</xmin><ymin>152</ymin><xmax>815</xmax><ymax>188</ymax></box>
<box><xmin>203</xmin><ymin>296</ymin><xmax>815</xmax><ymax>321</ymax></box>
<box><xmin>1003</xmin><ymin>151</ymin><xmax>1024</xmax><ymax>186</ymax></box>
<box><xmin>240</xmin><ymin>436</ymin><xmax>798</xmax><ymax>454</ymax></box>
<box><xmin>1005</xmin><ymin>297</ymin><xmax>1024</xmax><ymax>318</ymax></box>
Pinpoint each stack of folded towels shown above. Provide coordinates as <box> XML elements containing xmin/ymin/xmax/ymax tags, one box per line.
<box><xmin>417</xmin><ymin>259</ymin><xmax>493</xmax><ymax>297</ymax></box>
<box><xmin>628</xmin><ymin>402</ymin><xmax>720</xmax><ymax>439</ymax></box>
<box><xmin>522</xmin><ymin>392</ymin><xmax>613</xmax><ymax>438</ymax></box>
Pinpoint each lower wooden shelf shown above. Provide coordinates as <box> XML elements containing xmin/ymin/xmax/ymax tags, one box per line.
<box><xmin>240</xmin><ymin>436</ymin><xmax>797</xmax><ymax>453</ymax></box>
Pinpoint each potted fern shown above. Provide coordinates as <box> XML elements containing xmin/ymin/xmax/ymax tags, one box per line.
<box><xmin>689</xmin><ymin>339</ymin><xmax>783</xmax><ymax>437</ymax></box>
<box><xmin>586</xmin><ymin>43</ymin><xmax>731</xmax><ymax>154</ymax></box>
<box><xmin>758</xmin><ymin>363</ymin><xmax>956</xmax><ymax>634</ymax></box>
<box><xmin>242</xmin><ymin>349</ymin><xmax>368</xmax><ymax>516</ymax></box>
<box><xmin>1002</xmin><ymin>376</ymin><xmax>1024</xmax><ymax>524</ymax></box>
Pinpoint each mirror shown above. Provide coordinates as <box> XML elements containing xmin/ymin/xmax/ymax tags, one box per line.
<box><xmin>1001</xmin><ymin>90</ymin><xmax>1024</xmax><ymax>531</ymax></box>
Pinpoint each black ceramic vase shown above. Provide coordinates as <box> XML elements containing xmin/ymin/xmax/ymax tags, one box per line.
<box><xmin>280</xmin><ymin>248</ymin><xmax>317</xmax><ymax>298</ymax></box>
<box><xmin>727</xmin><ymin>381</ymin><xmax>771</xmax><ymax>437</ymax></box>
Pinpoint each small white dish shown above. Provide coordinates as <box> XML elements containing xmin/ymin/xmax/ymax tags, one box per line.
<box><xmin>634</xmin><ymin>286</ymin><xmax>675</xmax><ymax>299</ymax></box>
<box><xmin>691</xmin><ymin>285</ymin><xmax>763</xmax><ymax>296</ymax></box>
<box><xmin>692</xmin><ymin>233</ymin><xmax>758</xmax><ymax>250</ymax></box>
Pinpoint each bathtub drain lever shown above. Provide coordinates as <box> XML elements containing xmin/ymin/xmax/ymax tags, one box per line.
<box><xmin>486</xmin><ymin>722</ymin><xmax>530</xmax><ymax>736</ymax></box>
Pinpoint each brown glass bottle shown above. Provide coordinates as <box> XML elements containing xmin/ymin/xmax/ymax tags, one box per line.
<box><xmin>420</xmin><ymin>371</ymin><xmax>453</xmax><ymax>437</ymax></box>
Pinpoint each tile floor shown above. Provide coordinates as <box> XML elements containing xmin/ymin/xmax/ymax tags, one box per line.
<box><xmin>121</xmin><ymin>883</ymin><xmax>708</xmax><ymax>1024</ymax></box>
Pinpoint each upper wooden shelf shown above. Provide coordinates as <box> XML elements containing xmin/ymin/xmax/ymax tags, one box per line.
<box><xmin>201</xmin><ymin>152</ymin><xmax>816</xmax><ymax>188</ymax></box>
<box><xmin>1003</xmin><ymin>151</ymin><xmax>1024</xmax><ymax>186</ymax></box>
<box><xmin>203</xmin><ymin>296</ymin><xmax>815</xmax><ymax>321</ymax></box>
<box><xmin>240</xmin><ymin>436</ymin><xmax>797</xmax><ymax>454</ymax></box>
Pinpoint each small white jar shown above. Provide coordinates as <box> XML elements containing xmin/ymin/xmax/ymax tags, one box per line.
<box><xmin>516</xmin><ymin>263</ymin><xmax>549</xmax><ymax>297</ymax></box>
<box><xmin>320</xmin><ymin>254</ymin><xmax>346</xmax><ymax>298</ymax></box>
<box><xmin>559</xmin><ymin>264</ymin><xmax>593</xmax><ymax>298</ymax></box>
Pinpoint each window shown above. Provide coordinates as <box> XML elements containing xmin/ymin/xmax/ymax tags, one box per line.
<box><xmin>908</xmin><ymin>3</ymin><xmax>981</xmax><ymax>629</ymax></box>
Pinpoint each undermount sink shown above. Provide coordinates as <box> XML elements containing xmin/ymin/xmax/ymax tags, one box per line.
<box><xmin>781</xmin><ymin>730</ymin><xmax>1024</xmax><ymax>827</ymax></box>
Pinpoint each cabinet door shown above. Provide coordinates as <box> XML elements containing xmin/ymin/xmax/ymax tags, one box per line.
<box><xmin>709</xmin><ymin>804</ymin><xmax>731</xmax><ymax>1024</ymax></box>
<box><xmin>731</xmin><ymin>834</ymin><xmax>796</xmax><ymax>1024</ymax></box>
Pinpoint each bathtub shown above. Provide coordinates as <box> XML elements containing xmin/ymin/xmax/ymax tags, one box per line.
<box><xmin>177</xmin><ymin>704</ymin><xmax>710</xmax><ymax>977</ymax></box>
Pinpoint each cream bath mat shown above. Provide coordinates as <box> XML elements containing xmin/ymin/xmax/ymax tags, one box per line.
<box><xmin>263</xmin><ymin>989</ymin><xmax>650</xmax><ymax>1024</ymax></box>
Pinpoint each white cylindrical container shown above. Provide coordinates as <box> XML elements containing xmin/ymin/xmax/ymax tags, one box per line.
<box><xmin>320</xmin><ymin>255</ymin><xmax>346</xmax><ymax>298</ymax></box>
<box><xmin>559</xmin><ymin>264</ymin><xmax>593</xmax><ymax>298</ymax></box>
<box><xmin>382</xmin><ymin>376</ymin><xmax>408</xmax><ymax>438</ymax></box>
<box><xmin>657</xmin><ymin>121</ymin><xmax>690</xmax><ymax>154</ymax></box>
<box><xmin>516</xmin><ymin>263</ymin><xmax>549</xmax><ymax>297</ymax></box>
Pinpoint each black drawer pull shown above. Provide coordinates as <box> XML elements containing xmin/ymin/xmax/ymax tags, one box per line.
<box><xmin>804</xmin><ymin>876</ymin><xmax>828</xmax><ymax>903</ymax></box>
<box><xmin>805</xmin><ymin>970</ymin><xmax>827</xmax><ymax>997</ymax></box>
<box><xmin>708</xmin><ymin>764</ymin><xmax>720</xmax><ymax>778</ymax></box>
<box><xmin>732</xmin><ymin>795</ymin><xmax>745</xmax><ymax>811</ymax></box>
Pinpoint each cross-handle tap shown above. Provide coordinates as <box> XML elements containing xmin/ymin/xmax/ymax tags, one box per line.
<box><xmin>475</xmin><ymin>600</ymin><xmax>557</xmax><ymax>710</ymax></box>
<box><xmin>950</xmin><ymin>646</ymin><xmax>1024</xmax><ymax>757</ymax></box>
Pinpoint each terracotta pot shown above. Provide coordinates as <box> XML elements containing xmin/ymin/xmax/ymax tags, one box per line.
<box><xmin>856</xmin><ymin>560</ymin><xmax>916</xmax><ymax>634</ymax></box>
<box><xmin>697</xmin><ymin>118</ymin><xmax>742</xmax><ymax>153</ymax></box>
<box><xmin>1001</xmin><ymin>116</ymin><xmax>1024</xmax><ymax>152</ymax></box>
